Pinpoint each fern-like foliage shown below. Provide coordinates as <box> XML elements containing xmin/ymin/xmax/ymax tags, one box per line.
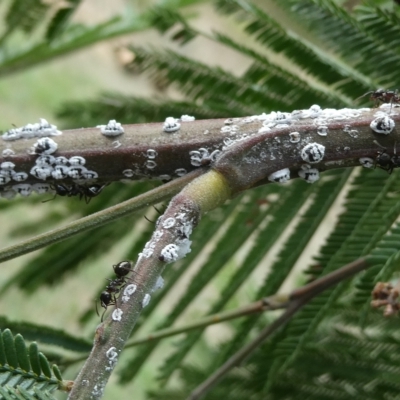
<box><xmin>3</xmin><ymin>0</ymin><xmax>400</xmax><ymax>399</ymax></box>
<box><xmin>0</xmin><ymin>329</ymin><xmax>63</xmax><ymax>400</ymax></box>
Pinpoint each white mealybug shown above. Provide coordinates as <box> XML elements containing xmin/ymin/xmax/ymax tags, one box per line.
<box><xmin>121</xmin><ymin>284</ymin><xmax>137</xmax><ymax>303</ymax></box>
<box><xmin>175</xmin><ymin>168</ymin><xmax>187</xmax><ymax>176</ymax></box>
<box><xmin>0</xmin><ymin>169</ymin><xmax>15</xmax><ymax>178</ymax></box>
<box><xmin>317</xmin><ymin>125</ymin><xmax>328</xmax><ymax>136</ymax></box>
<box><xmin>159</xmin><ymin>243</ymin><xmax>179</xmax><ymax>263</ymax></box>
<box><xmin>69</xmin><ymin>156</ymin><xmax>86</xmax><ymax>166</ymax></box>
<box><xmin>359</xmin><ymin>157</ymin><xmax>374</xmax><ymax>168</ymax></box>
<box><xmin>2</xmin><ymin>149</ymin><xmax>15</xmax><ymax>157</ymax></box>
<box><xmin>106</xmin><ymin>347</ymin><xmax>118</xmax><ymax>361</ymax></box>
<box><xmin>152</xmin><ymin>276</ymin><xmax>164</xmax><ymax>292</ymax></box>
<box><xmin>97</xmin><ymin>120</ymin><xmax>124</xmax><ymax>136</ymax></box>
<box><xmin>33</xmin><ymin>138</ymin><xmax>58</xmax><ymax>155</ymax></box>
<box><xmin>268</xmin><ymin>168</ymin><xmax>291</xmax><ymax>183</ymax></box>
<box><xmin>0</xmin><ymin>174</ymin><xmax>11</xmax><ymax>185</ymax></box>
<box><xmin>32</xmin><ymin>183</ymin><xmax>52</xmax><ymax>194</ymax></box>
<box><xmin>0</xmin><ymin>162</ymin><xmax>15</xmax><ymax>170</ymax></box>
<box><xmin>111</xmin><ymin>308</ymin><xmax>123</xmax><ymax>321</ymax></box>
<box><xmin>123</xmin><ymin>169</ymin><xmax>134</xmax><ymax>178</ymax></box>
<box><xmin>146</xmin><ymin>149</ymin><xmax>158</xmax><ymax>159</ymax></box>
<box><xmin>52</xmin><ymin>165</ymin><xmax>69</xmax><ymax>180</ymax></box>
<box><xmin>36</xmin><ymin>118</ymin><xmax>62</xmax><ymax>137</ymax></box>
<box><xmin>13</xmin><ymin>184</ymin><xmax>32</xmax><ymax>197</ymax></box>
<box><xmin>145</xmin><ymin>160</ymin><xmax>157</xmax><ymax>170</ymax></box>
<box><xmin>289</xmin><ymin>132</ymin><xmax>300</xmax><ymax>143</ymax></box>
<box><xmin>36</xmin><ymin>155</ymin><xmax>56</xmax><ymax>166</ymax></box>
<box><xmin>30</xmin><ymin>166</ymin><xmax>52</xmax><ymax>180</ymax></box>
<box><xmin>162</xmin><ymin>217</ymin><xmax>176</xmax><ymax>229</ymax></box>
<box><xmin>81</xmin><ymin>170</ymin><xmax>98</xmax><ymax>180</ymax></box>
<box><xmin>142</xmin><ymin>293</ymin><xmax>151</xmax><ymax>308</ymax></box>
<box><xmin>20</xmin><ymin>123</ymin><xmax>38</xmax><ymax>138</ymax></box>
<box><xmin>1</xmin><ymin>189</ymin><xmax>16</xmax><ymax>199</ymax></box>
<box><xmin>68</xmin><ymin>166</ymin><xmax>87</xmax><ymax>179</ymax></box>
<box><xmin>54</xmin><ymin>156</ymin><xmax>69</xmax><ymax>165</ymax></box>
<box><xmin>370</xmin><ymin>115</ymin><xmax>395</xmax><ymax>135</ymax></box>
<box><xmin>298</xmin><ymin>168</ymin><xmax>320</xmax><ymax>183</ymax></box>
<box><xmin>189</xmin><ymin>150</ymin><xmax>202</xmax><ymax>167</ymax></box>
<box><xmin>2</xmin><ymin>128</ymin><xmax>21</xmax><ymax>141</ymax></box>
<box><xmin>180</xmin><ymin>115</ymin><xmax>195</xmax><ymax>121</ymax></box>
<box><xmin>300</xmin><ymin>143</ymin><xmax>325</xmax><ymax>163</ymax></box>
<box><xmin>163</xmin><ymin>117</ymin><xmax>181</xmax><ymax>133</ymax></box>
<box><xmin>13</xmin><ymin>172</ymin><xmax>28</xmax><ymax>182</ymax></box>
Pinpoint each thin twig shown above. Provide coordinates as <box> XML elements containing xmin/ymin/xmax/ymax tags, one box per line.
<box><xmin>0</xmin><ymin>169</ymin><xmax>205</xmax><ymax>265</ymax></box>
<box><xmin>188</xmin><ymin>258</ymin><xmax>369</xmax><ymax>400</ymax></box>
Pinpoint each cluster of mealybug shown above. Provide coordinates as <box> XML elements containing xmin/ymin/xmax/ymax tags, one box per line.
<box><xmin>189</xmin><ymin>148</ymin><xmax>221</xmax><ymax>167</ymax></box>
<box><xmin>2</xmin><ymin>118</ymin><xmax>62</xmax><ymax>141</ymax></box>
<box><xmin>97</xmin><ymin>261</ymin><xmax>134</xmax><ymax>321</ymax></box>
<box><xmin>97</xmin><ymin>120</ymin><xmax>124</xmax><ymax>137</ymax></box>
<box><xmin>31</xmin><ymin>155</ymin><xmax>98</xmax><ymax>181</ymax></box>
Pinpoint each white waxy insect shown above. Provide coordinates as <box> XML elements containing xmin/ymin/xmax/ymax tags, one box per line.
<box><xmin>54</xmin><ymin>156</ymin><xmax>69</xmax><ymax>165</ymax></box>
<box><xmin>146</xmin><ymin>149</ymin><xmax>158</xmax><ymax>159</ymax></box>
<box><xmin>36</xmin><ymin>118</ymin><xmax>62</xmax><ymax>136</ymax></box>
<box><xmin>317</xmin><ymin>125</ymin><xmax>328</xmax><ymax>136</ymax></box>
<box><xmin>36</xmin><ymin>155</ymin><xmax>55</xmax><ymax>166</ymax></box>
<box><xmin>300</xmin><ymin>143</ymin><xmax>325</xmax><ymax>163</ymax></box>
<box><xmin>159</xmin><ymin>243</ymin><xmax>179</xmax><ymax>263</ymax></box>
<box><xmin>142</xmin><ymin>293</ymin><xmax>151</xmax><ymax>308</ymax></box>
<box><xmin>20</xmin><ymin>123</ymin><xmax>38</xmax><ymax>138</ymax></box>
<box><xmin>2</xmin><ymin>128</ymin><xmax>21</xmax><ymax>141</ymax></box>
<box><xmin>359</xmin><ymin>157</ymin><xmax>374</xmax><ymax>168</ymax></box>
<box><xmin>152</xmin><ymin>276</ymin><xmax>164</xmax><ymax>292</ymax></box>
<box><xmin>81</xmin><ymin>170</ymin><xmax>98</xmax><ymax>180</ymax></box>
<box><xmin>97</xmin><ymin>120</ymin><xmax>124</xmax><ymax>136</ymax></box>
<box><xmin>112</xmin><ymin>308</ymin><xmax>123</xmax><ymax>321</ymax></box>
<box><xmin>68</xmin><ymin>166</ymin><xmax>87</xmax><ymax>179</ymax></box>
<box><xmin>1</xmin><ymin>189</ymin><xmax>16</xmax><ymax>199</ymax></box>
<box><xmin>13</xmin><ymin>172</ymin><xmax>28</xmax><ymax>182</ymax></box>
<box><xmin>289</xmin><ymin>132</ymin><xmax>300</xmax><ymax>143</ymax></box>
<box><xmin>189</xmin><ymin>150</ymin><xmax>202</xmax><ymax>167</ymax></box>
<box><xmin>2</xmin><ymin>149</ymin><xmax>15</xmax><ymax>156</ymax></box>
<box><xmin>69</xmin><ymin>156</ymin><xmax>86</xmax><ymax>166</ymax></box>
<box><xmin>13</xmin><ymin>184</ymin><xmax>32</xmax><ymax>197</ymax></box>
<box><xmin>162</xmin><ymin>218</ymin><xmax>176</xmax><ymax>229</ymax></box>
<box><xmin>123</xmin><ymin>169</ymin><xmax>134</xmax><ymax>178</ymax></box>
<box><xmin>32</xmin><ymin>183</ymin><xmax>52</xmax><ymax>194</ymax></box>
<box><xmin>180</xmin><ymin>115</ymin><xmax>195</xmax><ymax>121</ymax></box>
<box><xmin>33</xmin><ymin>138</ymin><xmax>58</xmax><ymax>155</ymax></box>
<box><xmin>298</xmin><ymin>168</ymin><xmax>320</xmax><ymax>183</ymax></box>
<box><xmin>175</xmin><ymin>168</ymin><xmax>187</xmax><ymax>176</ymax></box>
<box><xmin>268</xmin><ymin>168</ymin><xmax>290</xmax><ymax>183</ymax></box>
<box><xmin>0</xmin><ymin>162</ymin><xmax>15</xmax><ymax>170</ymax></box>
<box><xmin>370</xmin><ymin>115</ymin><xmax>395</xmax><ymax>135</ymax></box>
<box><xmin>0</xmin><ymin>174</ymin><xmax>11</xmax><ymax>185</ymax></box>
<box><xmin>145</xmin><ymin>160</ymin><xmax>157</xmax><ymax>169</ymax></box>
<box><xmin>30</xmin><ymin>166</ymin><xmax>52</xmax><ymax>180</ymax></box>
<box><xmin>51</xmin><ymin>165</ymin><xmax>69</xmax><ymax>180</ymax></box>
<box><xmin>163</xmin><ymin>117</ymin><xmax>181</xmax><ymax>133</ymax></box>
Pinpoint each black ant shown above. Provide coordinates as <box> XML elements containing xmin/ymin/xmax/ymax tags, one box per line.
<box><xmin>97</xmin><ymin>261</ymin><xmax>134</xmax><ymax>321</ymax></box>
<box><xmin>374</xmin><ymin>140</ymin><xmax>400</xmax><ymax>174</ymax></box>
<box><xmin>358</xmin><ymin>88</ymin><xmax>400</xmax><ymax>107</ymax></box>
<box><xmin>43</xmin><ymin>183</ymin><xmax>108</xmax><ymax>204</ymax></box>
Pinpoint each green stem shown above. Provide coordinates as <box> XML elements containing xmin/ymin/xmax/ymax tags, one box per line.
<box><xmin>0</xmin><ymin>169</ymin><xmax>205</xmax><ymax>264</ymax></box>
